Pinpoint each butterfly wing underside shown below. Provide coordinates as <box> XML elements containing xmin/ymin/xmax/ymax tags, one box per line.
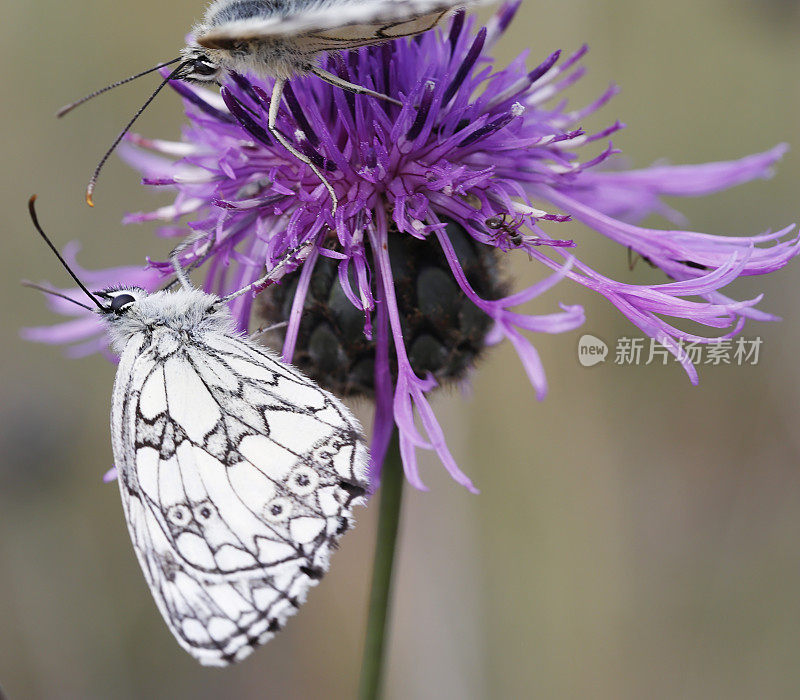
<box><xmin>111</xmin><ymin>329</ymin><xmax>369</xmax><ymax>666</ymax></box>
<box><xmin>198</xmin><ymin>0</ymin><xmax>480</xmax><ymax>52</ymax></box>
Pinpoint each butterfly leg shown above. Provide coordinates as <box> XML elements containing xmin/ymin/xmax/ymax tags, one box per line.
<box><xmin>267</xmin><ymin>78</ymin><xmax>338</xmax><ymax>215</ymax></box>
<box><xmin>169</xmin><ymin>243</ymin><xmax>193</xmax><ymax>291</ymax></box>
<box><xmin>311</xmin><ymin>68</ymin><xmax>403</xmax><ymax>107</ymax></box>
<box><xmin>248</xmin><ymin>321</ymin><xmax>288</xmax><ymax>340</ymax></box>
<box><xmin>168</xmin><ymin>230</ymin><xmax>217</xmax><ymax>290</ymax></box>
<box><xmin>222</xmin><ymin>238</ymin><xmax>315</xmax><ymax>303</ymax></box>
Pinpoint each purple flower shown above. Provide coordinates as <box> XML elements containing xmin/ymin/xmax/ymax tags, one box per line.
<box><xmin>27</xmin><ymin>1</ymin><xmax>798</xmax><ymax>491</ymax></box>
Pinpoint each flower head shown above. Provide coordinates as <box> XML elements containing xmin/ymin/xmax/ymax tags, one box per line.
<box><xmin>28</xmin><ymin>1</ymin><xmax>799</xmax><ymax>491</ymax></box>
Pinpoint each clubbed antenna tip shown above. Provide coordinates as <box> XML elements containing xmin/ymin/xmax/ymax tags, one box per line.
<box><xmin>82</xmin><ymin>62</ymin><xmax>186</xmax><ymax>209</ymax></box>
<box><xmin>27</xmin><ymin>195</ymin><xmax>104</xmax><ymax>310</ymax></box>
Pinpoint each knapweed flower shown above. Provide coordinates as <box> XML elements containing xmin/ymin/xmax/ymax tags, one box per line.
<box><xmin>27</xmin><ymin>1</ymin><xmax>799</xmax><ymax>491</ymax></box>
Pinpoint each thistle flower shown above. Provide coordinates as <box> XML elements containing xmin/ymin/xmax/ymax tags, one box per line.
<box><xmin>28</xmin><ymin>1</ymin><xmax>798</xmax><ymax>492</ymax></box>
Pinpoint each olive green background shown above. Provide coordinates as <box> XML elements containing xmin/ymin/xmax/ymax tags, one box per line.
<box><xmin>2</xmin><ymin>1</ymin><xmax>800</xmax><ymax>698</ymax></box>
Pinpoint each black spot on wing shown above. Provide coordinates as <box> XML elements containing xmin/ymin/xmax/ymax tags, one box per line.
<box><xmin>300</xmin><ymin>564</ymin><xmax>325</xmax><ymax>580</ymax></box>
<box><xmin>267</xmin><ymin>618</ymin><xmax>281</xmax><ymax>633</ymax></box>
<box><xmin>338</xmin><ymin>479</ymin><xmax>367</xmax><ymax>501</ymax></box>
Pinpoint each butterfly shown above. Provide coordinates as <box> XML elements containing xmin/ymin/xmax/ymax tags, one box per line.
<box><xmin>59</xmin><ymin>0</ymin><xmax>491</xmax><ymax>209</ymax></box>
<box><xmin>26</xmin><ymin>196</ymin><xmax>370</xmax><ymax>665</ymax></box>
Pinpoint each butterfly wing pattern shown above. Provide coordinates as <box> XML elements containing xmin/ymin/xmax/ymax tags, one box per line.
<box><xmin>198</xmin><ymin>0</ymin><xmax>481</xmax><ymax>52</ymax></box>
<box><xmin>111</xmin><ymin>325</ymin><xmax>369</xmax><ymax>666</ymax></box>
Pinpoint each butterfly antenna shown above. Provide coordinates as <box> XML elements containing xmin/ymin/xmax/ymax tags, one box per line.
<box><xmin>27</xmin><ymin>195</ymin><xmax>104</xmax><ymax>310</ymax></box>
<box><xmin>85</xmin><ymin>62</ymin><xmax>187</xmax><ymax>207</ymax></box>
<box><xmin>21</xmin><ymin>281</ymin><xmax>95</xmax><ymax>311</ymax></box>
<box><xmin>56</xmin><ymin>58</ymin><xmax>183</xmax><ymax>118</ymax></box>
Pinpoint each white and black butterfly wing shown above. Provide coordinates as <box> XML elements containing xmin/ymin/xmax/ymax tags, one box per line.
<box><xmin>198</xmin><ymin>0</ymin><xmax>482</xmax><ymax>52</ymax></box>
<box><xmin>111</xmin><ymin>330</ymin><xmax>369</xmax><ymax>666</ymax></box>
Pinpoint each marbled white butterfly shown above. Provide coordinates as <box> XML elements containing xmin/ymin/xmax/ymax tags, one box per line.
<box><xmin>26</xmin><ymin>197</ymin><xmax>370</xmax><ymax>665</ymax></box>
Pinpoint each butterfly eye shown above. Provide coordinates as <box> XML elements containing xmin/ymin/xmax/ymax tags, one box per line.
<box><xmin>191</xmin><ymin>59</ymin><xmax>219</xmax><ymax>77</ymax></box>
<box><xmin>167</xmin><ymin>504</ymin><xmax>192</xmax><ymax>526</ymax></box>
<box><xmin>287</xmin><ymin>467</ymin><xmax>320</xmax><ymax>497</ymax></box>
<box><xmin>263</xmin><ymin>497</ymin><xmax>293</xmax><ymax>523</ymax></box>
<box><xmin>110</xmin><ymin>293</ymin><xmax>136</xmax><ymax>313</ymax></box>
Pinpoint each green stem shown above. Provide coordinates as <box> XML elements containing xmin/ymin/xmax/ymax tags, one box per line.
<box><xmin>357</xmin><ymin>432</ymin><xmax>404</xmax><ymax>700</ymax></box>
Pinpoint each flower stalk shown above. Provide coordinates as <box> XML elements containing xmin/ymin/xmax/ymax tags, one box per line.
<box><xmin>358</xmin><ymin>431</ymin><xmax>404</xmax><ymax>700</ymax></box>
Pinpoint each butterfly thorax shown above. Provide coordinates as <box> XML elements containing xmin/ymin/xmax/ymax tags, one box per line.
<box><xmin>186</xmin><ymin>0</ymin><xmax>355</xmax><ymax>80</ymax></box>
<box><xmin>184</xmin><ymin>38</ymin><xmax>317</xmax><ymax>81</ymax></box>
<box><xmin>103</xmin><ymin>288</ymin><xmax>237</xmax><ymax>355</ymax></box>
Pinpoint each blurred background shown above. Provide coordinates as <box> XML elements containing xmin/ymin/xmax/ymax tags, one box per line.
<box><xmin>3</xmin><ymin>0</ymin><xmax>800</xmax><ymax>697</ymax></box>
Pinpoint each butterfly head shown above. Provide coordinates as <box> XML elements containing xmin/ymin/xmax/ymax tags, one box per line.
<box><xmin>95</xmin><ymin>286</ymin><xmax>234</xmax><ymax>353</ymax></box>
<box><xmin>96</xmin><ymin>287</ymin><xmax>147</xmax><ymax>316</ymax></box>
<box><xmin>178</xmin><ymin>46</ymin><xmax>224</xmax><ymax>84</ymax></box>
